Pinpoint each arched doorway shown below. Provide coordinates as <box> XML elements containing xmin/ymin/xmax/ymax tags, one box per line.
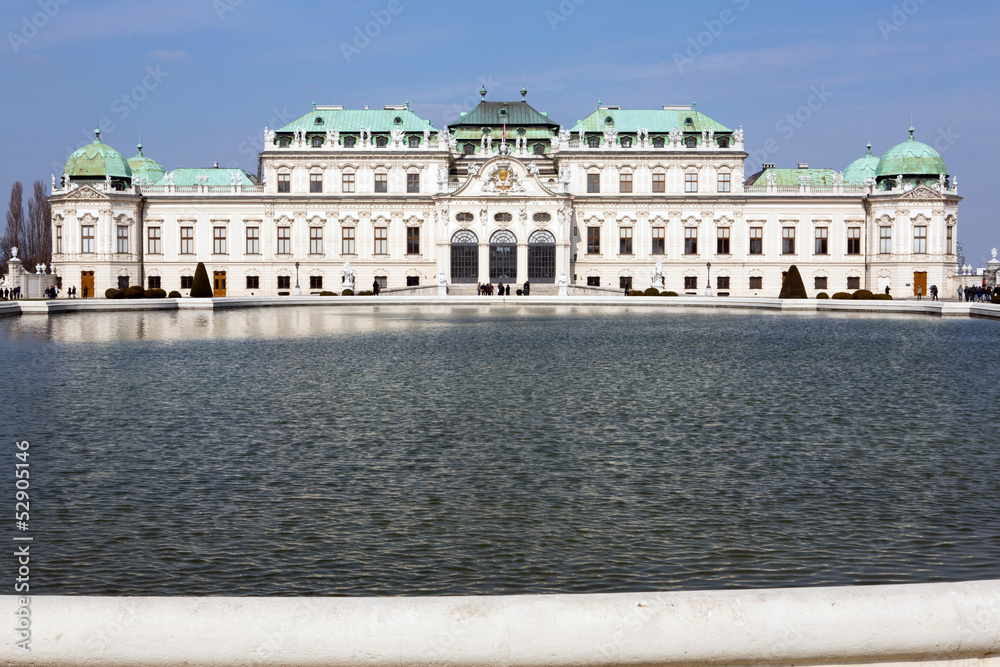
<box><xmin>489</xmin><ymin>230</ymin><xmax>517</xmax><ymax>282</ymax></box>
<box><xmin>450</xmin><ymin>230</ymin><xmax>479</xmax><ymax>283</ymax></box>
<box><xmin>527</xmin><ymin>230</ymin><xmax>556</xmax><ymax>283</ymax></box>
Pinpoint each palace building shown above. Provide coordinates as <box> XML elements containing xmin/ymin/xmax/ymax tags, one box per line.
<box><xmin>49</xmin><ymin>86</ymin><xmax>961</xmax><ymax>298</ymax></box>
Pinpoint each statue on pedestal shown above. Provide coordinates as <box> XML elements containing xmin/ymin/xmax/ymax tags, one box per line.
<box><xmin>650</xmin><ymin>261</ymin><xmax>664</xmax><ymax>290</ymax></box>
<box><xmin>342</xmin><ymin>261</ymin><xmax>355</xmax><ymax>289</ymax></box>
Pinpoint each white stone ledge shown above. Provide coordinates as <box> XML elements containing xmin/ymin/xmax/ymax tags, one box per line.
<box><xmin>2</xmin><ymin>580</ymin><xmax>999</xmax><ymax>666</ymax></box>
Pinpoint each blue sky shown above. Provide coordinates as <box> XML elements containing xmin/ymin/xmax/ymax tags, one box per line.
<box><xmin>1</xmin><ymin>0</ymin><xmax>998</xmax><ymax>263</ymax></box>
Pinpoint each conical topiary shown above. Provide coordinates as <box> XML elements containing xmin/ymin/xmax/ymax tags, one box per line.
<box><xmin>190</xmin><ymin>262</ymin><xmax>213</xmax><ymax>298</ymax></box>
<box><xmin>778</xmin><ymin>265</ymin><xmax>808</xmax><ymax>299</ymax></box>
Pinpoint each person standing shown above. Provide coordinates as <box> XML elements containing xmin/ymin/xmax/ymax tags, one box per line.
<box><xmin>372</xmin><ymin>279</ymin><xmax>380</xmax><ymax>296</ymax></box>
<box><xmin>523</xmin><ymin>280</ymin><xmax>530</xmax><ymax>296</ymax></box>
<box><xmin>930</xmin><ymin>284</ymin><xmax>938</xmax><ymax>301</ymax></box>
<box><xmin>497</xmin><ymin>281</ymin><xmax>503</xmax><ymax>296</ymax></box>
<box><xmin>916</xmin><ymin>285</ymin><xmax>922</xmax><ymax>300</ymax></box>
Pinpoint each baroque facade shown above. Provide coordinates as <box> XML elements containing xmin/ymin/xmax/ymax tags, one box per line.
<box><xmin>49</xmin><ymin>88</ymin><xmax>961</xmax><ymax>298</ymax></box>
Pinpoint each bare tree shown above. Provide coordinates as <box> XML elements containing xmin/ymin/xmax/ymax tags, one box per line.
<box><xmin>26</xmin><ymin>180</ymin><xmax>52</xmax><ymax>269</ymax></box>
<box><xmin>1</xmin><ymin>181</ymin><xmax>24</xmax><ymax>275</ymax></box>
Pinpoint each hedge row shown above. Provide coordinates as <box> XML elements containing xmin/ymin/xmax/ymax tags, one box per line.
<box><xmin>627</xmin><ymin>289</ymin><xmax>679</xmax><ymax>297</ymax></box>
<box><xmin>104</xmin><ymin>287</ymin><xmax>167</xmax><ymax>299</ymax></box>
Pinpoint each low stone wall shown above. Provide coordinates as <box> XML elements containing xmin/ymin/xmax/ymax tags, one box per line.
<box><xmin>2</xmin><ymin>580</ymin><xmax>998</xmax><ymax>666</ymax></box>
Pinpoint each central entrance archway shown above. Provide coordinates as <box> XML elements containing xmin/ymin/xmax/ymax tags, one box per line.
<box><xmin>527</xmin><ymin>230</ymin><xmax>556</xmax><ymax>283</ymax></box>
<box><xmin>489</xmin><ymin>230</ymin><xmax>517</xmax><ymax>282</ymax></box>
<box><xmin>450</xmin><ymin>230</ymin><xmax>479</xmax><ymax>283</ymax></box>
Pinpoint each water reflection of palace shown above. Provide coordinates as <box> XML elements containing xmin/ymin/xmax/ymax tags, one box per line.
<box><xmin>50</xmin><ymin>87</ymin><xmax>960</xmax><ymax>298</ymax></box>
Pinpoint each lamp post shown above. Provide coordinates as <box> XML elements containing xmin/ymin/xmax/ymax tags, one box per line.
<box><xmin>293</xmin><ymin>261</ymin><xmax>301</xmax><ymax>296</ymax></box>
<box><xmin>705</xmin><ymin>262</ymin><xmax>713</xmax><ymax>297</ymax></box>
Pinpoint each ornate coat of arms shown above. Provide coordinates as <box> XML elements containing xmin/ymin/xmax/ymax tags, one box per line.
<box><xmin>481</xmin><ymin>161</ymin><xmax>525</xmax><ymax>195</ymax></box>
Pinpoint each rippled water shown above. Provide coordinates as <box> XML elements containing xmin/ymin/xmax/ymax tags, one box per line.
<box><xmin>2</xmin><ymin>306</ymin><xmax>999</xmax><ymax>595</ymax></box>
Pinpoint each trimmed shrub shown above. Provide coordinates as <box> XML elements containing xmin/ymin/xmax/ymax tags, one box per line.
<box><xmin>778</xmin><ymin>265</ymin><xmax>808</xmax><ymax>299</ymax></box>
<box><xmin>643</xmin><ymin>287</ymin><xmax>661</xmax><ymax>296</ymax></box>
<box><xmin>872</xmin><ymin>293</ymin><xmax>893</xmax><ymax>300</ymax></box>
<box><xmin>628</xmin><ymin>290</ymin><xmax>644</xmax><ymax>297</ymax></box>
<box><xmin>992</xmin><ymin>295</ymin><xmax>1000</xmax><ymax>304</ymax></box>
<box><xmin>124</xmin><ymin>285</ymin><xmax>145</xmax><ymax>299</ymax></box>
<box><xmin>357</xmin><ymin>290</ymin><xmax>373</xmax><ymax>296</ymax></box>
<box><xmin>659</xmin><ymin>291</ymin><xmax>679</xmax><ymax>297</ymax></box>
<box><xmin>190</xmin><ymin>262</ymin><xmax>213</xmax><ymax>298</ymax></box>
<box><xmin>832</xmin><ymin>292</ymin><xmax>853</xmax><ymax>300</ymax></box>
<box><xmin>816</xmin><ymin>292</ymin><xmax>829</xmax><ymax>299</ymax></box>
<box><xmin>167</xmin><ymin>290</ymin><xmax>182</xmax><ymax>298</ymax></box>
<box><xmin>341</xmin><ymin>289</ymin><xmax>355</xmax><ymax>296</ymax></box>
<box><xmin>144</xmin><ymin>288</ymin><xmax>167</xmax><ymax>298</ymax></box>
<box><xmin>105</xmin><ymin>288</ymin><xmax>124</xmax><ymax>299</ymax></box>
<box><xmin>319</xmin><ymin>291</ymin><xmax>337</xmax><ymax>296</ymax></box>
<box><xmin>852</xmin><ymin>289</ymin><xmax>875</xmax><ymax>300</ymax></box>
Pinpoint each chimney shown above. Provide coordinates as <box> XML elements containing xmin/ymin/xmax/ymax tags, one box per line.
<box><xmin>213</xmin><ymin>161</ymin><xmax>219</xmax><ymax>168</ymax></box>
<box><xmin>763</xmin><ymin>163</ymin><xmax>775</xmax><ymax>170</ymax></box>
<box><xmin>797</xmin><ymin>163</ymin><xmax>809</xmax><ymax>169</ymax></box>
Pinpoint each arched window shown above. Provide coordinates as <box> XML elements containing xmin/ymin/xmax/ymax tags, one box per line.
<box><xmin>489</xmin><ymin>230</ymin><xmax>517</xmax><ymax>281</ymax></box>
<box><xmin>533</xmin><ymin>143</ymin><xmax>545</xmax><ymax>155</ymax></box>
<box><xmin>408</xmin><ymin>135</ymin><xmax>420</xmax><ymax>148</ymax></box>
<box><xmin>464</xmin><ymin>143</ymin><xmax>476</xmax><ymax>155</ymax></box>
<box><xmin>343</xmin><ymin>136</ymin><xmax>356</xmax><ymax>148</ymax></box>
<box><xmin>528</xmin><ymin>230</ymin><xmax>556</xmax><ymax>282</ymax></box>
<box><xmin>494</xmin><ymin>212</ymin><xmax>513</xmax><ymax>223</ymax></box>
<box><xmin>685</xmin><ymin>136</ymin><xmax>697</xmax><ymax>148</ymax></box>
<box><xmin>450</xmin><ymin>230</ymin><xmax>479</xmax><ymax>283</ymax></box>
<box><xmin>620</xmin><ymin>136</ymin><xmax>632</xmax><ymax>148</ymax></box>
<box><xmin>376</xmin><ymin>136</ymin><xmax>388</xmax><ymax>148</ymax></box>
<box><xmin>652</xmin><ymin>137</ymin><xmax>665</xmax><ymax>148</ymax></box>
<box><xmin>588</xmin><ymin>136</ymin><xmax>600</xmax><ymax>148</ymax></box>
<box><xmin>456</xmin><ymin>212</ymin><xmax>474</xmax><ymax>223</ymax></box>
<box><xmin>311</xmin><ymin>135</ymin><xmax>323</xmax><ymax>147</ymax></box>
<box><xmin>532</xmin><ymin>212</ymin><xmax>552</xmax><ymax>223</ymax></box>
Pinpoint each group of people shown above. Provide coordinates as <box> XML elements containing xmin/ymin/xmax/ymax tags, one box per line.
<box><xmin>916</xmin><ymin>284</ymin><xmax>939</xmax><ymax>300</ymax></box>
<box><xmin>477</xmin><ymin>281</ymin><xmax>530</xmax><ymax>296</ymax></box>
<box><xmin>961</xmin><ymin>284</ymin><xmax>998</xmax><ymax>302</ymax></box>
<box><xmin>0</xmin><ymin>286</ymin><xmax>20</xmax><ymax>300</ymax></box>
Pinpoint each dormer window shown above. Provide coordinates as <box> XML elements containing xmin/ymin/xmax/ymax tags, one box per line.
<box><xmin>376</xmin><ymin>136</ymin><xmax>388</xmax><ymax>147</ymax></box>
<box><xmin>718</xmin><ymin>136</ymin><xmax>729</xmax><ymax>148</ymax></box>
<box><xmin>311</xmin><ymin>135</ymin><xmax>323</xmax><ymax>147</ymax></box>
<box><xmin>587</xmin><ymin>136</ymin><xmax>600</xmax><ymax>148</ymax></box>
<box><xmin>605</xmin><ymin>116</ymin><xmax>614</xmax><ymax>124</ymax></box>
<box><xmin>279</xmin><ymin>137</ymin><xmax>291</xmax><ymax>147</ymax></box>
<box><xmin>533</xmin><ymin>143</ymin><xmax>545</xmax><ymax>155</ymax></box>
<box><xmin>685</xmin><ymin>136</ymin><xmax>697</xmax><ymax>148</ymax></box>
<box><xmin>408</xmin><ymin>135</ymin><xmax>420</xmax><ymax>148</ymax></box>
<box><xmin>343</xmin><ymin>136</ymin><xmax>356</xmax><ymax>148</ymax></box>
<box><xmin>464</xmin><ymin>143</ymin><xmax>475</xmax><ymax>155</ymax></box>
<box><xmin>499</xmin><ymin>109</ymin><xmax>508</xmax><ymax>119</ymax></box>
<box><xmin>685</xmin><ymin>117</ymin><xmax>694</xmax><ymax>125</ymax></box>
<box><xmin>394</xmin><ymin>116</ymin><xmax>402</xmax><ymax>124</ymax></box>
<box><xmin>620</xmin><ymin>136</ymin><xmax>632</xmax><ymax>148</ymax></box>
<box><xmin>314</xmin><ymin>117</ymin><xmax>323</xmax><ymax>125</ymax></box>
<box><xmin>652</xmin><ymin>137</ymin><xmax>665</xmax><ymax>148</ymax></box>
<box><xmin>517</xmin><ymin>127</ymin><xmax>525</xmax><ymax>136</ymax></box>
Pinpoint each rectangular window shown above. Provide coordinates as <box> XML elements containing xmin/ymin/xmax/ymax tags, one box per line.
<box><xmin>181</xmin><ymin>275</ymin><xmax>194</xmax><ymax>289</ymax></box>
<box><xmin>277</xmin><ymin>276</ymin><xmax>290</xmax><ymax>289</ymax></box>
<box><xmin>749</xmin><ymin>227</ymin><xmax>763</xmax><ymax>255</ymax></box>
<box><xmin>814</xmin><ymin>227</ymin><xmax>829</xmax><ymax>255</ymax></box>
<box><xmin>148</xmin><ymin>276</ymin><xmax>161</xmax><ymax>289</ymax></box>
<box><xmin>913</xmin><ymin>225</ymin><xmax>927</xmax><ymax>254</ymax></box>
<box><xmin>55</xmin><ymin>226</ymin><xmax>63</xmax><ymax>254</ymax></box>
<box><xmin>406</xmin><ymin>227</ymin><xmax>420</xmax><ymax>254</ymax></box>
<box><xmin>684</xmin><ymin>276</ymin><xmax>698</xmax><ymax>290</ymax></box>
<box><xmin>246</xmin><ymin>227</ymin><xmax>260</xmax><ymax>254</ymax></box>
<box><xmin>587</xmin><ymin>226</ymin><xmax>600</xmax><ymax>254</ymax></box>
<box><xmin>718</xmin><ymin>172</ymin><xmax>731</xmax><ymax>193</ymax></box>
<box><xmin>619</xmin><ymin>228</ymin><xmax>633</xmax><ymax>255</ymax></box>
<box><xmin>117</xmin><ymin>225</ymin><xmax>128</xmax><ymax>254</ymax></box>
<box><xmin>880</xmin><ymin>226</ymin><xmax>892</xmax><ymax>254</ymax></box>
<box><xmin>847</xmin><ymin>276</ymin><xmax>861</xmax><ymax>290</ymax></box>
<box><xmin>309</xmin><ymin>276</ymin><xmax>323</xmax><ymax>290</ymax></box>
<box><xmin>213</xmin><ymin>226</ymin><xmax>227</xmax><ymax>254</ymax></box>
<box><xmin>246</xmin><ymin>275</ymin><xmax>259</xmax><ymax>289</ymax></box>
<box><xmin>309</xmin><ymin>227</ymin><xmax>323</xmax><ymax>255</ymax></box>
<box><xmin>406</xmin><ymin>276</ymin><xmax>419</xmax><ymax>286</ymax></box>
<box><xmin>847</xmin><ymin>227</ymin><xmax>861</xmax><ymax>255</ymax></box>
<box><xmin>619</xmin><ymin>173</ymin><xmax>633</xmax><ymax>193</ymax></box>
<box><xmin>342</xmin><ymin>173</ymin><xmax>355</xmax><ymax>193</ymax></box>
<box><xmin>815</xmin><ymin>276</ymin><xmax>828</xmax><ymax>290</ymax></box>
<box><xmin>782</xmin><ymin>227</ymin><xmax>796</xmax><ymax>254</ymax></box>
<box><xmin>620</xmin><ymin>277</ymin><xmax>633</xmax><ymax>291</ymax></box>
<box><xmin>587</xmin><ymin>276</ymin><xmax>600</xmax><ymax>287</ymax></box>
<box><xmin>374</xmin><ymin>227</ymin><xmax>388</xmax><ymax>255</ymax></box>
<box><xmin>374</xmin><ymin>173</ymin><xmax>387</xmax><ymax>193</ymax></box>
<box><xmin>147</xmin><ymin>227</ymin><xmax>161</xmax><ymax>254</ymax></box>
<box><xmin>684</xmin><ymin>227</ymin><xmax>698</xmax><ymax>255</ymax></box>
<box><xmin>179</xmin><ymin>226</ymin><xmax>194</xmax><ymax>254</ymax></box>
<box><xmin>749</xmin><ymin>276</ymin><xmax>763</xmax><ymax>290</ymax></box>
<box><xmin>946</xmin><ymin>226</ymin><xmax>954</xmax><ymax>254</ymax></box>
<box><xmin>587</xmin><ymin>173</ymin><xmax>600</xmax><ymax>193</ymax></box>
<box><xmin>277</xmin><ymin>227</ymin><xmax>291</xmax><ymax>255</ymax></box>
<box><xmin>652</xmin><ymin>173</ymin><xmax>665</xmax><ymax>193</ymax></box>
<box><xmin>406</xmin><ymin>173</ymin><xmax>420</xmax><ymax>193</ymax></box>
<box><xmin>717</xmin><ymin>276</ymin><xmax>730</xmax><ymax>290</ymax></box>
<box><xmin>309</xmin><ymin>173</ymin><xmax>323</xmax><ymax>193</ymax></box>
<box><xmin>652</xmin><ymin>227</ymin><xmax>665</xmax><ymax>255</ymax></box>
<box><xmin>342</xmin><ymin>227</ymin><xmax>356</xmax><ymax>255</ymax></box>
<box><xmin>277</xmin><ymin>173</ymin><xmax>290</xmax><ymax>193</ymax></box>
<box><xmin>685</xmin><ymin>172</ymin><xmax>698</xmax><ymax>193</ymax></box>
<box><xmin>717</xmin><ymin>227</ymin><xmax>730</xmax><ymax>255</ymax></box>
<box><xmin>375</xmin><ymin>276</ymin><xmax>387</xmax><ymax>289</ymax></box>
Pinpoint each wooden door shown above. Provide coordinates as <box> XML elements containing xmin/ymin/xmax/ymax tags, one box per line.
<box><xmin>913</xmin><ymin>271</ymin><xmax>927</xmax><ymax>297</ymax></box>
<box><xmin>213</xmin><ymin>271</ymin><xmax>227</xmax><ymax>297</ymax></box>
<box><xmin>81</xmin><ymin>271</ymin><xmax>94</xmax><ymax>299</ymax></box>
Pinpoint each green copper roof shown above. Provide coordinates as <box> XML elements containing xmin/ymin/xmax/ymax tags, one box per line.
<box><xmin>843</xmin><ymin>143</ymin><xmax>880</xmax><ymax>185</ymax></box>
<box><xmin>451</xmin><ymin>128</ymin><xmax>555</xmax><ymax>141</ymax></box>
<box><xmin>127</xmin><ymin>144</ymin><xmax>166</xmax><ymax>183</ymax></box>
<box><xmin>875</xmin><ymin>130</ymin><xmax>947</xmax><ymax>177</ymax></box>
<box><xmin>448</xmin><ymin>101</ymin><xmax>559</xmax><ymax>130</ymax></box>
<box><xmin>278</xmin><ymin>107</ymin><xmax>436</xmax><ymax>134</ymax></box>
<box><xmin>570</xmin><ymin>108</ymin><xmax>732</xmax><ymax>134</ymax></box>
<box><xmin>749</xmin><ymin>168</ymin><xmax>841</xmax><ymax>188</ymax></box>
<box><xmin>64</xmin><ymin>130</ymin><xmax>132</xmax><ymax>179</ymax></box>
<box><xmin>168</xmin><ymin>168</ymin><xmax>255</xmax><ymax>187</ymax></box>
